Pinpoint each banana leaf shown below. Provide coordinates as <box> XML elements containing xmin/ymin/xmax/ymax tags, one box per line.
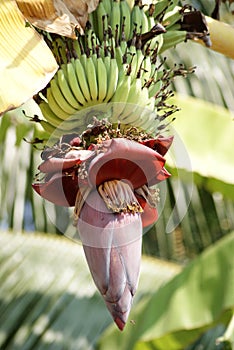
<box><xmin>169</xmin><ymin>94</ymin><xmax>234</xmax><ymax>186</ymax></box>
<box><xmin>98</xmin><ymin>231</ymin><xmax>234</xmax><ymax>350</ymax></box>
<box><xmin>0</xmin><ymin>1</ymin><xmax>57</xmax><ymax>116</ymax></box>
<box><xmin>0</xmin><ymin>231</ymin><xmax>180</xmax><ymax>349</ymax></box>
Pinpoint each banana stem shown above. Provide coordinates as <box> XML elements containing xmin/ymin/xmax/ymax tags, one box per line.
<box><xmin>195</xmin><ymin>16</ymin><xmax>234</xmax><ymax>59</ymax></box>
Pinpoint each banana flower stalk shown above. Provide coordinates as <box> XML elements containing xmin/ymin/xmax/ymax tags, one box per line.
<box><xmin>33</xmin><ymin>135</ymin><xmax>173</xmax><ymax>330</ymax></box>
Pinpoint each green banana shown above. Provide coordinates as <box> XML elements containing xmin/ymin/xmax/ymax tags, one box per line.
<box><xmin>85</xmin><ymin>23</ymin><xmax>94</xmax><ymax>51</ymax></box>
<box><xmin>148</xmin><ymin>79</ymin><xmax>163</xmax><ymax>98</ymax></box>
<box><xmin>153</xmin><ymin>0</ymin><xmax>171</xmax><ymax>18</ymax></box>
<box><xmin>104</xmin><ymin>54</ymin><xmax>111</xmax><ymax>78</ymax></box>
<box><xmin>46</xmin><ymin>87</ymin><xmax>71</xmax><ymax>121</ymax></box>
<box><xmin>130</xmin><ymin>1</ymin><xmax>142</xmax><ymax>35</ymax></box>
<box><xmin>120</xmin><ymin>0</ymin><xmax>131</xmax><ymax>41</ymax></box>
<box><xmin>129</xmin><ymin>51</ymin><xmax>138</xmax><ymax>80</ymax></box>
<box><xmin>110</xmin><ymin>70</ymin><xmax>131</xmax><ymax>118</ymax></box>
<box><xmin>86</xmin><ymin>55</ymin><xmax>98</xmax><ymax>101</ymax></box>
<box><xmin>114</xmin><ymin>44</ymin><xmax>124</xmax><ymax>68</ymax></box>
<box><xmin>72</xmin><ymin>40</ymin><xmax>82</xmax><ymax>59</ymax></box>
<box><xmin>163</xmin><ymin>7</ymin><xmax>182</xmax><ymax>29</ymax></box>
<box><xmin>135</xmin><ymin>46</ymin><xmax>144</xmax><ymax>78</ymax></box>
<box><xmin>142</xmin><ymin>54</ymin><xmax>152</xmax><ymax>84</ymax></box>
<box><xmin>66</xmin><ymin>61</ymin><xmax>87</xmax><ymax>106</ymax></box>
<box><xmin>104</xmin><ymin>57</ymin><xmax>119</xmax><ymax>102</ymax></box>
<box><xmin>50</xmin><ymin>78</ymin><xmax>77</xmax><ymax>115</ymax></box>
<box><xmin>96</xmin><ymin>1</ymin><xmax>108</xmax><ymax>42</ymax></box>
<box><xmin>140</xmin><ymin>6</ymin><xmax>149</xmax><ymax>33</ymax></box>
<box><xmin>159</xmin><ymin>30</ymin><xmax>187</xmax><ymax>53</ymax></box>
<box><xmin>120</xmin><ymin>76</ymin><xmax>142</xmax><ymax>119</ymax></box>
<box><xmin>146</xmin><ymin>4</ymin><xmax>155</xmax><ymax>30</ymax></box>
<box><xmin>111</xmin><ymin>0</ymin><xmax>121</xmax><ymax>38</ymax></box>
<box><xmin>40</xmin><ymin>100</ymin><xmax>64</xmax><ymax>128</ymax></box>
<box><xmin>102</xmin><ymin>0</ymin><xmax>112</xmax><ymax>15</ymax></box>
<box><xmin>88</xmin><ymin>10</ymin><xmax>97</xmax><ymax>34</ymax></box>
<box><xmin>74</xmin><ymin>58</ymin><xmax>91</xmax><ymax>102</ymax></box>
<box><xmin>137</xmin><ymin>109</ymin><xmax>158</xmax><ymax>132</ymax></box>
<box><xmin>40</xmin><ymin>120</ymin><xmax>57</xmax><ymax>135</ymax></box>
<box><xmin>57</xmin><ymin>69</ymin><xmax>82</xmax><ymax>110</ymax></box>
<box><xmin>97</xmin><ymin>55</ymin><xmax>108</xmax><ymax>101</ymax></box>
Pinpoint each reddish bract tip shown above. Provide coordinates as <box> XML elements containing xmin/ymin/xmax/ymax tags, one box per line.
<box><xmin>115</xmin><ymin>317</ymin><xmax>126</xmax><ymax>331</ymax></box>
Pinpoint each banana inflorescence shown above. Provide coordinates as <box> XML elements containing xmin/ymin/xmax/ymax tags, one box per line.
<box><xmin>37</xmin><ymin>0</ymin><xmax>201</xmax><ymax>138</ymax></box>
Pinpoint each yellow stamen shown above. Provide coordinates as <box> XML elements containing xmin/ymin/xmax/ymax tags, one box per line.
<box><xmin>98</xmin><ymin>180</ymin><xmax>143</xmax><ymax>214</ymax></box>
<box><xmin>135</xmin><ymin>185</ymin><xmax>160</xmax><ymax>208</ymax></box>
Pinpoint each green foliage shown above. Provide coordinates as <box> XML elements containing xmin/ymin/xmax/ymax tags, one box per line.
<box><xmin>0</xmin><ymin>231</ymin><xmax>180</xmax><ymax>349</ymax></box>
<box><xmin>98</xmin><ymin>232</ymin><xmax>234</xmax><ymax>350</ymax></box>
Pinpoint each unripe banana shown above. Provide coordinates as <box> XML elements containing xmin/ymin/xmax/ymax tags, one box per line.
<box><xmin>96</xmin><ymin>1</ymin><xmax>108</xmax><ymax>42</ymax></box>
<box><xmin>111</xmin><ymin>0</ymin><xmax>121</xmax><ymax>38</ymax></box>
<box><xmin>163</xmin><ymin>7</ymin><xmax>182</xmax><ymax>29</ymax></box>
<box><xmin>74</xmin><ymin>58</ymin><xmax>91</xmax><ymax>102</ymax></box>
<box><xmin>46</xmin><ymin>87</ymin><xmax>71</xmax><ymax>121</ymax></box>
<box><xmin>88</xmin><ymin>10</ymin><xmax>97</xmax><ymax>34</ymax></box>
<box><xmin>40</xmin><ymin>100</ymin><xmax>67</xmax><ymax>130</ymax></box>
<box><xmin>86</xmin><ymin>55</ymin><xmax>98</xmax><ymax>100</ymax></box>
<box><xmin>137</xmin><ymin>108</ymin><xmax>158</xmax><ymax>132</ymax></box>
<box><xmin>104</xmin><ymin>54</ymin><xmax>111</xmax><ymax>77</ymax></box>
<box><xmin>97</xmin><ymin>56</ymin><xmax>108</xmax><ymax>101</ymax></box>
<box><xmin>66</xmin><ymin>62</ymin><xmax>87</xmax><ymax>106</ymax></box>
<box><xmin>102</xmin><ymin>0</ymin><xmax>112</xmax><ymax>15</ymax></box>
<box><xmin>120</xmin><ymin>0</ymin><xmax>131</xmax><ymax>41</ymax></box>
<box><xmin>127</xmin><ymin>38</ymin><xmax>137</xmax><ymax>64</ymax></box>
<box><xmin>104</xmin><ymin>57</ymin><xmax>119</xmax><ymax>102</ymax></box>
<box><xmin>114</xmin><ymin>44</ymin><xmax>124</xmax><ymax>68</ymax></box>
<box><xmin>50</xmin><ymin>78</ymin><xmax>77</xmax><ymax>115</ymax></box>
<box><xmin>72</xmin><ymin>40</ymin><xmax>82</xmax><ymax>59</ymax></box>
<box><xmin>148</xmin><ymin>79</ymin><xmax>163</xmax><ymax>98</ymax></box>
<box><xmin>149</xmin><ymin>34</ymin><xmax>164</xmax><ymax>52</ymax></box>
<box><xmin>140</xmin><ymin>6</ymin><xmax>149</xmax><ymax>34</ymax></box>
<box><xmin>119</xmin><ymin>76</ymin><xmax>142</xmax><ymax>120</ymax></box>
<box><xmin>141</xmin><ymin>55</ymin><xmax>152</xmax><ymax>84</ymax></box>
<box><xmin>130</xmin><ymin>52</ymin><xmax>138</xmax><ymax>80</ymax></box>
<box><xmin>153</xmin><ymin>0</ymin><xmax>171</xmax><ymax>18</ymax></box>
<box><xmin>130</xmin><ymin>1</ymin><xmax>142</xmax><ymax>35</ymax></box>
<box><xmin>110</xmin><ymin>72</ymin><xmax>131</xmax><ymax>117</ymax></box>
<box><xmin>40</xmin><ymin>120</ymin><xmax>57</xmax><ymax>135</ymax></box>
<box><xmin>146</xmin><ymin>4</ymin><xmax>155</xmax><ymax>30</ymax></box>
<box><xmin>85</xmin><ymin>24</ymin><xmax>94</xmax><ymax>52</ymax></box>
<box><xmin>58</xmin><ymin>114</ymin><xmax>87</xmax><ymax>134</ymax></box>
<box><xmin>80</xmin><ymin>53</ymin><xmax>87</xmax><ymax>70</ymax></box>
<box><xmin>57</xmin><ymin>69</ymin><xmax>82</xmax><ymax>110</ymax></box>
<box><xmin>120</xmin><ymin>37</ymin><xmax>127</xmax><ymax>54</ymax></box>
<box><xmin>135</xmin><ymin>47</ymin><xmax>144</xmax><ymax>78</ymax></box>
<box><xmin>159</xmin><ymin>30</ymin><xmax>187</xmax><ymax>53</ymax></box>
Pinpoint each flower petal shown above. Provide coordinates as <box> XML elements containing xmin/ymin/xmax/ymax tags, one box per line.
<box><xmin>141</xmin><ymin>135</ymin><xmax>174</xmax><ymax>156</ymax></box>
<box><xmin>136</xmin><ymin>195</ymin><xmax>158</xmax><ymax>228</ymax></box>
<box><xmin>32</xmin><ymin>172</ymin><xmax>78</xmax><ymax>206</ymax></box>
<box><xmin>39</xmin><ymin>149</ymin><xmax>94</xmax><ymax>173</ymax></box>
<box><xmin>77</xmin><ymin>190</ymin><xmax>142</xmax><ymax>330</ymax></box>
<box><xmin>88</xmin><ymin>138</ymin><xmax>166</xmax><ymax>189</ymax></box>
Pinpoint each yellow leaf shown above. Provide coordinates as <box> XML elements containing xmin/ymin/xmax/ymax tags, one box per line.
<box><xmin>195</xmin><ymin>16</ymin><xmax>234</xmax><ymax>59</ymax></box>
<box><xmin>0</xmin><ymin>0</ymin><xmax>58</xmax><ymax>116</ymax></box>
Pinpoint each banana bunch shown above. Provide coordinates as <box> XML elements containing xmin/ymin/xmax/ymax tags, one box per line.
<box><xmin>38</xmin><ymin>0</ymin><xmax>198</xmax><ymax>139</ymax></box>
<box><xmin>39</xmin><ymin>32</ymin><xmax>175</xmax><ymax>137</ymax></box>
<box><xmin>88</xmin><ymin>0</ymin><xmax>189</xmax><ymax>53</ymax></box>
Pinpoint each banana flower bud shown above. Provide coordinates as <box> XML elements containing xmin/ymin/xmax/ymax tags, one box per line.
<box><xmin>32</xmin><ymin>136</ymin><xmax>173</xmax><ymax>329</ymax></box>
